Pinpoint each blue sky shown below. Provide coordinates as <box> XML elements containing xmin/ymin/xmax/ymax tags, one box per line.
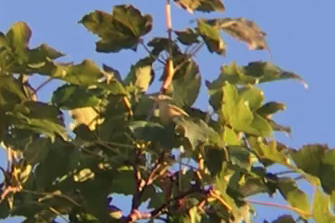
<box><xmin>0</xmin><ymin>0</ymin><xmax>334</xmax><ymax>222</ymax></box>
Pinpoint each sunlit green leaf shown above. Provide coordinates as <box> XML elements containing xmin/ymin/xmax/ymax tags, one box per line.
<box><xmin>248</xmin><ymin>137</ymin><xmax>288</xmax><ymax>165</ymax></box>
<box><xmin>80</xmin><ymin>5</ymin><xmax>152</xmax><ymax>53</ymax></box>
<box><xmin>6</xmin><ymin>22</ymin><xmax>31</xmax><ymax>63</ymax></box>
<box><xmin>238</xmin><ymin>85</ymin><xmax>264</xmax><ymax>111</ymax></box>
<box><xmin>124</xmin><ymin>57</ymin><xmax>154</xmax><ymax>92</ymax></box>
<box><xmin>277</xmin><ymin>177</ymin><xmax>310</xmax><ymax>219</ymax></box>
<box><xmin>223</xmin><ymin>126</ymin><xmax>241</xmax><ymax>146</ymax></box>
<box><xmin>208</xmin><ymin>61</ymin><xmax>307</xmax><ymax>87</ymax></box>
<box><xmin>173</xmin><ymin>0</ymin><xmax>225</xmax><ymax>13</ymax></box>
<box><xmin>197</xmin><ymin>19</ymin><xmax>225</xmax><ymax>56</ymax></box>
<box><xmin>312</xmin><ymin>189</ymin><xmax>335</xmax><ymax>222</ymax></box>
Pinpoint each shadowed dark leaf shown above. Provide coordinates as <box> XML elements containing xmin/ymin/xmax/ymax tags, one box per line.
<box><xmin>175</xmin><ymin>28</ymin><xmax>199</xmax><ymax>46</ymax></box>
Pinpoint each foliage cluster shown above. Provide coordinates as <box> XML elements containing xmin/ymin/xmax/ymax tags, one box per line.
<box><xmin>0</xmin><ymin>0</ymin><xmax>334</xmax><ymax>222</ymax></box>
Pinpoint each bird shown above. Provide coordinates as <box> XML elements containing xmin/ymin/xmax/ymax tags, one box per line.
<box><xmin>148</xmin><ymin>94</ymin><xmax>189</xmax><ymax>124</ymax></box>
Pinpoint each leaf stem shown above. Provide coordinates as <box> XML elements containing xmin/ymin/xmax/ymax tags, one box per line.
<box><xmin>273</xmin><ymin>170</ymin><xmax>297</xmax><ymax>175</ymax></box>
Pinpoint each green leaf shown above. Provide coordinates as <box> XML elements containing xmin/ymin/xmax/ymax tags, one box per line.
<box><xmin>52</xmin><ymin>84</ymin><xmax>104</xmax><ymax>109</ymax></box>
<box><xmin>27</xmin><ymin>43</ymin><xmax>64</xmax><ymax>65</ymax></box>
<box><xmin>0</xmin><ymin>200</ymin><xmax>10</xmax><ymax>219</ymax></box>
<box><xmin>80</xmin><ymin>5</ymin><xmax>152</xmax><ymax>53</ymax></box>
<box><xmin>0</xmin><ymin>75</ymin><xmax>27</xmax><ymax>106</ymax></box>
<box><xmin>313</xmin><ymin>189</ymin><xmax>335</xmax><ymax>222</ymax></box>
<box><xmin>257</xmin><ymin>102</ymin><xmax>286</xmax><ymax>117</ymax></box>
<box><xmin>238</xmin><ymin>85</ymin><xmax>264</xmax><ymax>111</ymax></box>
<box><xmin>128</xmin><ymin>121</ymin><xmax>165</xmax><ymax>142</ymax></box>
<box><xmin>204</xmin><ymin>145</ymin><xmax>227</xmax><ymax>177</ymax></box>
<box><xmin>172</xmin><ymin>58</ymin><xmax>201</xmax><ymax>107</ymax></box>
<box><xmin>277</xmin><ymin>177</ymin><xmax>310</xmax><ymax>219</ymax></box>
<box><xmin>124</xmin><ymin>57</ymin><xmax>154</xmax><ymax>92</ymax></box>
<box><xmin>244</xmin><ymin>61</ymin><xmax>307</xmax><ymax>87</ymax></box>
<box><xmin>176</xmin><ymin>118</ymin><xmax>217</xmax><ymax>149</ymax></box>
<box><xmin>238</xmin><ymin>176</ymin><xmax>273</xmax><ymax>197</ymax></box>
<box><xmin>197</xmin><ymin>19</ymin><xmax>225</xmax><ymax>56</ymax></box>
<box><xmin>6</xmin><ymin>22</ymin><xmax>31</xmax><ymax>63</ymax></box>
<box><xmin>271</xmin><ymin>215</ymin><xmax>296</xmax><ymax>223</ymax></box>
<box><xmin>79</xmin><ymin>178</ymin><xmax>112</xmax><ymax>222</ymax></box>
<box><xmin>69</xmin><ymin>107</ymin><xmax>101</xmax><ymax>131</ymax></box>
<box><xmin>175</xmin><ymin>28</ymin><xmax>200</xmax><ymax>45</ymax></box>
<box><xmin>289</xmin><ymin>144</ymin><xmax>326</xmax><ymax>177</ymax></box>
<box><xmin>188</xmin><ymin>206</ymin><xmax>203</xmax><ymax>223</ymax></box>
<box><xmin>9</xmin><ymin>101</ymin><xmax>66</xmax><ymax>141</ymax></box>
<box><xmin>147</xmin><ymin>37</ymin><xmax>181</xmax><ymax>57</ymax></box>
<box><xmin>212</xmin><ymin>18</ymin><xmax>268</xmax><ymax>50</ymax></box>
<box><xmin>34</xmin><ymin>138</ymin><xmax>76</xmax><ymax>189</ymax></box>
<box><xmin>52</xmin><ymin>60</ymin><xmax>104</xmax><ymax>86</ymax></box>
<box><xmin>173</xmin><ymin>0</ymin><xmax>225</xmax><ymax>13</ymax></box>
<box><xmin>148</xmin><ymin>193</ymin><xmax>165</xmax><ymax>209</ymax></box>
<box><xmin>223</xmin><ymin>126</ymin><xmax>241</xmax><ymax>146</ymax></box>
<box><xmin>215</xmin><ymin>163</ymin><xmax>238</xmax><ymax>214</ymax></box>
<box><xmin>24</xmin><ymin>137</ymin><xmax>51</xmax><ymax>165</ymax></box>
<box><xmin>290</xmin><ymin>145</ymin><xmax>335</xmax><ymax>193</ymax></box>
<box><xmin>248</xmin><ymin>137</ymin><xmax>288</xmax><ymax>165</ymax></box>
<box><xmin>221</xmin><ymin>83</ymin><xmax>272</xmax><ymax>137</ymax></box>
<box><xmin>208</xmin><ymin>61</ymin><xmax>307</xmax><ymax>87</ymax></box>
<box><xmin>267</xmin><ymin>119</ymin><xmax>292</xmax><ymax>135</ymax></box>
<box><xmin>227</xmin><ymin>146</ymin><xmax>255</xmax><ymax>171</ymax></box>
<box><xmin>112</xmin><ymin>166</ymin><xmax>136</xmax><ymax>195</ymax></box>
<box><xmin>244</xmin><ymin>114</ymin><xmax>273</xmax><ymax>137</ymax></box>
<box><xmin>222</xmin><ymin>83</ymin><xmax>253</xmax><ymax>132</ymax></box>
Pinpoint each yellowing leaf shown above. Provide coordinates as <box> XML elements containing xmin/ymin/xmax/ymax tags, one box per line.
<box><xmin>312</xmin><ymin>189</ymin><xmax>335</xmax><ymax>222</ymax></box>
<box><xmin>174</xmin><ymin>0</ymin><xmax>225</xmax><ymax>13</ymax></box>
<box><xmin>69</xmin><ymin>107</ymin><xmax>103</xmax><ymax>131</ymax></box>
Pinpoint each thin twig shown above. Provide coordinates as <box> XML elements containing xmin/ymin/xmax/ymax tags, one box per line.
<box><xmin>32</xmin><ymin>77</ymin><xmax>53</xmax><ymax>99</ymax></box>
<box><xmin>273</xmin><ymin>170</ymin><xmax>297</xmax><ymax>175</ymax></box>
<box><xmin>210</xmin><ymin>190</ymin><xmax>233</xmax><ymax>212</ymax></box>
<box><xmin>151</xmin><ymin>187</ymin><xmax>203</xmax><ymax>218</ymax></box>
<box><xmin>49</xmin><ymin>207</ymin><xmax>70</xmax><ymax>223</ymax></box>
<box><xmin>246</xmin><ymin>199</ymin><xmax>312</xmax><ymax>216</ymax></box>
<box><xmin>174</xmin><ymin>41</ymin><xmax>205</xmax><ymax>74</ymax></box>
<box><xmin>21</xmin><ymin>189</ymin><xmax>82</xmax><ymax>208</ymax></box>
<box><xmin>140</xmin><ymin>39</ymin><xmax>166</xmax><ymax>65</ymax></box>
<box><xmin>131</xmin><ymin>149</ymin><xmax>144</xmax><ymax>210</ymax></box>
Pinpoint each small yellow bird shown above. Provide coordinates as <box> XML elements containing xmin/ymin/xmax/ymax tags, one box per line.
<box><xmin>148</xmin><ymin>94</ymin><xmax>189</xmax><ymax>124</ymax></box>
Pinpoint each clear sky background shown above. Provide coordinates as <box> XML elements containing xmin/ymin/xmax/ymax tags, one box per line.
<box><xmin>0</xmin><ymin>0</ymin><xmax>334</xmax><ymax>222</ymax></box>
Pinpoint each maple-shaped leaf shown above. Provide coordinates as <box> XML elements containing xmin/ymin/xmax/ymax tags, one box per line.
<box><xmin>206</xmin><ymin>18</ymin><xmax>268</xmax><ymax>50</ymax></box>
<box><xmin>174</xmin><ymin>28</ymin><xmax>199</xmax><ymax>46</ymax></box>
<box><xmin>197</xmin><ymin>19</ymin><xmax>226</xmax><ymax>56</ymax></box>
<box><xmin>80</xmin><ymin>5</ymin><xmax>152</xmax><ymax>53</ymax></box>
<box><xmin>173</xmin><ymin>0</ymin><xmax>225</xmax><ymax>14</ymax></box>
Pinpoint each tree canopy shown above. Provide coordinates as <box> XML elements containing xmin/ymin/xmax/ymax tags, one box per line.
<box><xmin>0</xmin><ymin>0</ymin><xmax>333</xmax><ymax>222</ymax></box>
